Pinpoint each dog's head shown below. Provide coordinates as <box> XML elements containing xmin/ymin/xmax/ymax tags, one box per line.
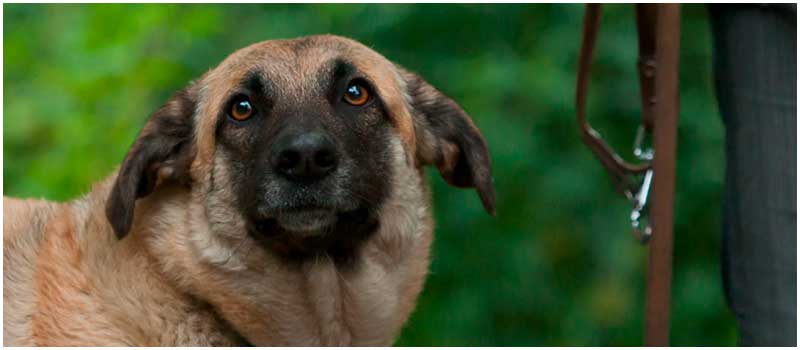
<box><xmin>106</xmin><ymin>35</ymin><xmax>495</xmax><ymax>259</ymax></box>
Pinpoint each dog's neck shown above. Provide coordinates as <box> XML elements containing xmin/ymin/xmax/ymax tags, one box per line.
<box><xmin>79</xmin><ymin>161</ymin><xmax>434</xmax><ymax>346</ymax></box>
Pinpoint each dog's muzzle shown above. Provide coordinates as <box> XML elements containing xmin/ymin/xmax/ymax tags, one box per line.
<box><xmin>255</xmin><ymin>130</ymin><xmax>344</xmax><ymax>235</ymax></box>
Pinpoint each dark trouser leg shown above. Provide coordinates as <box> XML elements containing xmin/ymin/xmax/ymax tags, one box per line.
<box><xmin>709</xmin><ymin>5</ymin><xmax>797</xmax><ymax>346</ymax></box>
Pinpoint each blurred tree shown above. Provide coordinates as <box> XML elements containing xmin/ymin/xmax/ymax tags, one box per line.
<box><xmin>4</xmin><ymin>4</ymin><xmax>735</xmax><ymax>345</ymax></box>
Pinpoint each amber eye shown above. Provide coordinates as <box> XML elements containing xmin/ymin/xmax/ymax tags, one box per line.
<box><xmin>230</xmin><ymin>98</ymin><xmax>254</xmax><ymax>121</ymax></box>
<box><xmin>343</xmin><ymin>83</ymin><xmax>370</xmax><ymax>106</ymax></box>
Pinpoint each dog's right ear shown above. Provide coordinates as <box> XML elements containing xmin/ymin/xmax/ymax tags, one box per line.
<box><xmin>106</xmin><ymin>85</ymin><xmax>198</xmax><ymax>239</ymax></box>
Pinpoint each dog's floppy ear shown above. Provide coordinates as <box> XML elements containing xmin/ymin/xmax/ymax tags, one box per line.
<box><xmin>401</xmin><ymin>69</ymin><xmax>496</xmax><ymax>216</ymax></box>
<box><xmin>106</xmin><ymin>85</ymin><xmax>198</xmax><ymax>239</ymax></box>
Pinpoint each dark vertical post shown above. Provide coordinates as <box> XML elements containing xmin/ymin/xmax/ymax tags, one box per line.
<box><xmin>635</xmin><ymin>4</ymin><xmax>658</xmax><ymax>131</ymax></box>
<box><xmin>644</xmin><ymin>3</ymin><xmax>681</xmax><ymax>346</ymax></box>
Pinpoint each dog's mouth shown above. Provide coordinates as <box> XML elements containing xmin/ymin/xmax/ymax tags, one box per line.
<box><xmin>252</xmin><ymin>206</ymin><xmax>337</xmax><ymax>237</ymax></box>
<box><xmin>274</xmin><ymin>207</ymin><xmax>337</xmax><ymax>236</ymax></box>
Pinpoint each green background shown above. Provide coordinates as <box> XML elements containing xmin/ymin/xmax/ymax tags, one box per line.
<box><xmin>4</xmin><ymin>4</ymin><xmax>735</xmax><ymax>346</ymax></box>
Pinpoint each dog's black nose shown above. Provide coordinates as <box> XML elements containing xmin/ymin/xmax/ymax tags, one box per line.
<box><xmin>271</xmin><ymin>132</ymin><xmax>338</xmax><ymax>181</ymax></box>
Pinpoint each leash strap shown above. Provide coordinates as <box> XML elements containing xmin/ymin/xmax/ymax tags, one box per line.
<box><xmin>575</xmin><ymin>3</ymin><xmax>681</xmax><ymax>346</ymax></box>
<box><xmin>576</xmin><ymin>4</ymin><xmax>655</xmax><ymax>242</ymax></box>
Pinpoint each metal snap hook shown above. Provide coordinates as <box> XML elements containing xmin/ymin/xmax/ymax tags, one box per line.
<box><xmin>630</xmin><ymin>167</ymin><xmax>653</xmax><ymax>244</ymax></box>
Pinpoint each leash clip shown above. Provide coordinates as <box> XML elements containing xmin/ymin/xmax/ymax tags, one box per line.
<box><xmin>628</xmin><ymin>125</ymin><xmax>654</xmax><ymax>244</ymax></box>
<box><xmin>629</xmin><ymin>167</ymin><xmax>653</xmax><ymax>243</ymax></box>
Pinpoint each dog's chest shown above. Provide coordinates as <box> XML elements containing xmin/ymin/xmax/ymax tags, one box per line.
<box><xmin>289</xmin><ymin>254</ymin><xmax>405</xmax><ymax>345</ymax></box>
<box><xmin>197</xmin><ymin>231</ymin><xmax>431</xmax><ymax>346</ymax></box>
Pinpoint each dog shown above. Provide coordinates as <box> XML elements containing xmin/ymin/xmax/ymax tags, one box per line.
<box><xmin>3</xmin><ymin>34</ymin><xmax>495</xmax><ymax>346</ymax></box>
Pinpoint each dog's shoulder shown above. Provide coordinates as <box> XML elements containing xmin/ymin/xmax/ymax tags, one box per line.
<box><xmin>3</xmin><ymin>196</ymin><xmax>65</xmax><ymax>345</ymax></box>
<box><xmin>3</xmin><ymin>197</ymin><xmax>62</xmax><ymax>244</ymax></box>
<box><xmin>3</xmin><ymin>197</ymin><xmax>66</xmax><ymax>277</ymax></box>
<box><xmin>4</xmin><ymin>184</ymin><xmax>126</xmax><ymax>345</ymax></box>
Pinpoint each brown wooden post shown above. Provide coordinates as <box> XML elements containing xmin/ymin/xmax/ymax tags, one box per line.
<box><xmin>644</xmin><ymin>3</ymin><xmax>681</xmax><ymax>346</ymax></box>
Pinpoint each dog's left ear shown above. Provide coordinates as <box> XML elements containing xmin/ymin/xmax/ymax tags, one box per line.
<box><xmin>401</xmin><ymin>69</ymin><xmax>496</xmax><ymax>216</ymax></box>
<box><xmin>106</xmin><ymin>85</ymin><xmax>198</xmax><ymax>239</ymax></box>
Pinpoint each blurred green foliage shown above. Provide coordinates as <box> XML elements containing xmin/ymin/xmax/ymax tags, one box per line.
<box><xmin>4</xmin><ymin>4</ymin><xmax>735</xmax><ymax>346</ymax></box>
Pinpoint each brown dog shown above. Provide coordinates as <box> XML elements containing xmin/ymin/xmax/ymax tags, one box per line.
<box><xmin>3</xmin><ymin>35</ymin><xmax>495</xmax><ymax>346</ymax></box>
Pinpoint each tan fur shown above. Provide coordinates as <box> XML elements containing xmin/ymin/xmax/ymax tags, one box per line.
<box><xmin>4</xmin><ymin>35</ymin><xmax>443</xmax><ymax>346</ymax></box>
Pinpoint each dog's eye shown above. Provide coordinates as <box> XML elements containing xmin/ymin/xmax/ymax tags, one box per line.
<box><xmin>230</xmin><ymin>98</ymin><xmax>254</xmax><ymax>121</ymax></box>
<box><xmin>343</xmin><ymin>83</ymin><xmax>370</xmax><ymax>106</ymax></box>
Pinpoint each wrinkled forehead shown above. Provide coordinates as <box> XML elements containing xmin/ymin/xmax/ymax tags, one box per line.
<box><xmin>206</xmin><ymin>36</ymin><xmax>401</xmax><ymax>100</ymax></box>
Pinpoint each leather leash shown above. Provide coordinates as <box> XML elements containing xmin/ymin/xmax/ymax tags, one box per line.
<box><xmin>576</xmin><ymin>4</ymin><xmax>681</xmax><ymax>346</ymax></box>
